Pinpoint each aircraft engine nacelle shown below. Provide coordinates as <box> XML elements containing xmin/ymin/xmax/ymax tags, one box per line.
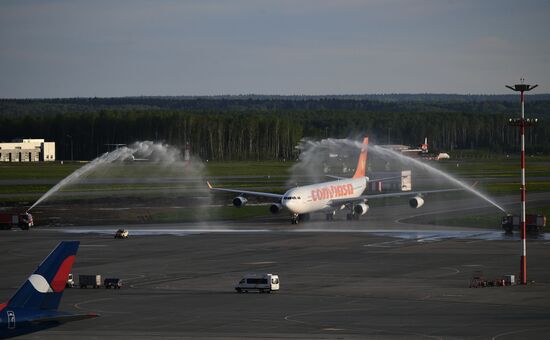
<box><xmin>270</xmin><ymin>203</ymin><xmax>283</xmax><ymax>214</ymax></box>
<box><xmin>409</xmin><ymin>196</ymin><xmax>425</xmax><ymax>209</ymax></box>
<box><xmin>232</xmin><ymin>196</ymin><xmax>248</xmax><ymax>208</ymax></box>
<box><xmin>353</xmin><ymin>203</ymin><xmax>369</xmax><ymax>216</ymax></box>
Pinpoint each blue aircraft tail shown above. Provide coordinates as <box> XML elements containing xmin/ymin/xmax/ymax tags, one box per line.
<box><xmin>6</xmin><ymin>241</ymin><xmax>79</xmax><ymax>310</ymax></box>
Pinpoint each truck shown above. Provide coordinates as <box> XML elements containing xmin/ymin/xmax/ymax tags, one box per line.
<box><xmin>79</xmin><ymin>275</ymin><xmax>102</xmax><ymax>288</ymax></box>
<box><xmin>235</xmin><ymin>273</ymin><xmax>280</xmax><ymax>293</ymax></box>
<box><xmin>0</xmin><ymin>212</ymin><xmax>33</xmax><ymax>230</ymax></box>
<box><xmin>502</xmin><ymin>214</ymin><xmax>546</xmax><ymax>233</ymax></box>
<box><xmin>104</xmin><ymin>278</ymin><xmax>123</xmax><ymax>289</ymax></box>
<box><xmin>66</xmin><ymin>273</ymin><xmax>75</xmax><ymax>288</ymax></box>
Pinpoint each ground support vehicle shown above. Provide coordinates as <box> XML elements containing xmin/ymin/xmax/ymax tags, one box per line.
<box><xmin>79</xmin><ymin>275</ymin><xmax>101</xmax><ymax>288</ymax></box>
<box><xmin>0</xmin><ymin>212</ymin><xmax>33</xmax><ymax>230</ymax></box>
<box><xmin>235</xmin><ymin>273</ymin><xmax>279</xmax><ymax>293</ymax></box>
<box><xmin>115</xmin><ymin>229</ymin><xmax>129</xmax><ymax>238</ymax></box>
<box><xmin>104</xmin><ymin>278</ymin><xmax>122</xmax><ymax>289</ymax></box>
<box><xmin>66</xmin><ymin>273</ymin><xmax>75</xmax><ymax>288</ymax></box>
<box><xmin>502</xmin><ymin>214</ymin><xmax>546</xmax><ymax>233</ymax></box>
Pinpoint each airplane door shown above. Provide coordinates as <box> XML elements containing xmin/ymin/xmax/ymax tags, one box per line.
<box><xmin>7</xmin><ymin>311</ymin><xmax>15</xmax><ymax>329</ymax></box>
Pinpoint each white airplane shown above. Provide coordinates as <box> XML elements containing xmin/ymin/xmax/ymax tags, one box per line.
<box><xmin>207</xmin><ymin>137</ymin><xmax>462</xmax><ymax>224</ymax></box>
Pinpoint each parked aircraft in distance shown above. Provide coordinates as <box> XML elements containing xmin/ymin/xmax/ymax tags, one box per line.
<box><xmin>0</xmin><ymin>241</ymin><xmax>98</xmax><ymax>339</ymax></box>
<box><xmin>208</xmin><ymin>137</ymin><xmax>463</xmax><ymax>224</ymax></box>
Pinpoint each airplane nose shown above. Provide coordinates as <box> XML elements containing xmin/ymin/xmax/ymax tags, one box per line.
<box><xmin>282</xmin><ymin>197</ymin><xmax>297</xmax><ymax>212</ymax></box>
<box><xmin>281</xmin><ymin>197</ymin><xmax>289</xmax><ymax>208</ymax></box>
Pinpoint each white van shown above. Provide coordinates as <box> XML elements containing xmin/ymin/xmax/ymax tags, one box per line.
<box><xmin>235</xmin><ymin>273</ymin><xmax>280</xmax><ymax>293</ymax></box>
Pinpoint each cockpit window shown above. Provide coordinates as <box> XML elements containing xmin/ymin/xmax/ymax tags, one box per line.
<box><xmin>283</xmin><ymin>196</ymin><xmax>301</xmax><ymax>200</ymax></box>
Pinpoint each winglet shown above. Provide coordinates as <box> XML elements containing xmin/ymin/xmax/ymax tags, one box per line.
<box><xmin>207</xmin><ymin>181</ymin><xmax>212</xmax><ymax>189</ymax></box>
<box><xmin>352</xmin><ymin>137</ymin><xmax>368</xmax><ymax>179</ymax></box>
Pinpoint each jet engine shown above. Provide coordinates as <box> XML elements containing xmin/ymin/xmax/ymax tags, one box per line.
<box><xmin>232</xmin><ymin>196</ymin><xmax>248</xmax><ymax>208</ymax></box>
<box><xmin>353</xmin><ymin>203</ymin><xmax>369</xmax><ymax>215</ymax></box>
<box><xmin>270</xmin><ymin>203</ymin><xmax>283</xmax><ymax>214</ymax></box>
<box><xmin>409</xmin><ymin>196</ymin><xmax>425</xmax><ymax>208</ymax></box>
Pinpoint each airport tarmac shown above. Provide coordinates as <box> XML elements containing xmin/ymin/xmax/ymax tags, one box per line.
<box><xmin>2</xmin><ymin>218</ymin><xmax>550</xmax><ymax>339</ymax></box>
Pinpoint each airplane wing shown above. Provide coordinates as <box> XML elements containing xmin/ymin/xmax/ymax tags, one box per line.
<box><xmin>328</xmin><ymin>188</ymin><xmax>464</xmax><ymax>207</ymax></box>
<box><xmin>327</xmin><ymin>174</ymin><xmax>405</xmax><ymax>182</ymax></box>
<box><xmin>207</xmin><ymin>182</ymin><xmax>284</xmax><ymax>199</ymax></box>
<box><xmin>369</xmin><ymin>175</ymin><xmax>406</xmax><ymax>183</ymax></box>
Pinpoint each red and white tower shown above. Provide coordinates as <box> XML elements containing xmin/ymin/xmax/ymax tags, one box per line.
<box><xmin>506</xmin><ymin>79</ymin><xmax>538</xmax><ymax>285</ymax></box>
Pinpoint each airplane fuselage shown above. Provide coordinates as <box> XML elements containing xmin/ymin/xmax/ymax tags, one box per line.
<box><xmin>281</xmin><ymin>177</ymin><xmax>368</xmax><ymax>214</ymax></box>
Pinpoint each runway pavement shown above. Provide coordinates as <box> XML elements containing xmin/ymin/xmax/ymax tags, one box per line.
<box><xmin>2</xmin><ymin>206</ymin><xmax>550</xmax><ymax>339</ymax></box>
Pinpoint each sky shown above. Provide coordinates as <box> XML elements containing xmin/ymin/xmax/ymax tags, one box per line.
<box><xmin>1</xmin><ymin>0</ymin><xmax>549</xmax><ymax>98</ymax></box>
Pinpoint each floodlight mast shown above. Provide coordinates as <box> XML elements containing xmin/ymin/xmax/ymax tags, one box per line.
<box><xmin>506</xmin><ymin>79</ymin><xmax>539</xmax><ymax>285</ymax></box>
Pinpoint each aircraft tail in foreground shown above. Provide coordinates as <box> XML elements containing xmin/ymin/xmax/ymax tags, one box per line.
<box><xmin>0</xmin><ymin>241</ymin><xmax>98</xmax><ymax>339</ymax></box>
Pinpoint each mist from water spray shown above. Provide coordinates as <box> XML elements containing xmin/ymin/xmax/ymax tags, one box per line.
<box><xmin>288</xmin><ymin>137</ymin><xmax>372</xmax><ymax>186</ymax></box>
<box><xmin>369</xmin><ymin>144</ymin><xmax>507</xmax><ymax>213</ymax></box>
<box><xmin>27</xmin><ymin>141</ymin><xmax>205</xmax><ymax>212</ymax></box>
<box><xmin>290</xmin><ymin>137</ymin><xmax>507</xmax><ymax>214</ymax></box>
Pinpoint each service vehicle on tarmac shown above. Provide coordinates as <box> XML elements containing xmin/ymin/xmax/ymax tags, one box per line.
<box><xmin>104</xmin><ymin>278</ymin><xmax>122</xmax><ymax>289</ymax></box>
<box><xmin>0</xmin><ymin>212</ymin><xmax>33</xmax><ymax>230</ymax></box>
<box><xmin>114</xmin><ymin>229</ymin><xmax>129</xmax><ymax>238</ymax></box>
<box><xmin>79</xmin><ymin>275</ymin><xmax>102</xmax><ymax>288</ymax></box>
<box><xmin>235</xmin><ymin>273</ymin><xmax>280</xmax><ymax>293</ymax></box>
<box><xmin>66</xmin><ymin>273</ymin><xmax>75</xmax><ymax>288</ymax></box>
<box><xmin>502</xmin><ymin>214</ymin><xmax>546</xmax><ymax>233</ymax></box>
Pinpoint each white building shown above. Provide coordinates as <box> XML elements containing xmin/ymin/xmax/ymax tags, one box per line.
<box><xmin>0</xmin><ymin>139</ymin><xmax>56</xmax><ymax>162</ymax></box>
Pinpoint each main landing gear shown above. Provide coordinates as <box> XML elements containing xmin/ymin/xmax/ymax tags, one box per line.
<box><xmin>346</xmin><ymin>212</ymin><xmax>360</xmax><ymax>220</ymax></box>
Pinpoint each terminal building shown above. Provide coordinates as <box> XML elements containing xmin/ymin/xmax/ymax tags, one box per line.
<box><xmin>0</xmin><ymin>139</ymin><xmax>56</xmax><ymax>162</ymax></box>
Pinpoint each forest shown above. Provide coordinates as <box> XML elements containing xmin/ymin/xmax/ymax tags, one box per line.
<box><xmin>1</xmin><ymin>95</ymin><xmax>549</xmax><ymax>161</ymax></box>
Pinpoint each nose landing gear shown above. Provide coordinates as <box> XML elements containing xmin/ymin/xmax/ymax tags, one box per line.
<box><xmin>290</xmin><ymin>213</ymin><xmax>310</xmax><ymax>224</ymax></box>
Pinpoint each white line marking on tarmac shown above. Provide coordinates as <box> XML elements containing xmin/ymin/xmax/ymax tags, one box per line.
<box><xmin>363</xmin><ymin>240</ymin><xmax>404</xmax><ymax>248</ymax></box>
<box><xmin>492</xmin><ymin>327</ymin><xmax>550</xmax><ymax>339</ymax></box>
<box><xmin>285</xmin><ymin>308</ymin><xmax>442</xmax><ymax>339</ymax></box>
<box><xmin>243</xmin><ymin>261</ymin><xmax>277</xmax><ymax>265</ymax></box>
<box><xmin>95</xmin><ymin>207</ymin><xmax>131</xmax><ymax>211</ymax></box>
<box><xmin>439</xmin><ymin>267</ymin><xmax>460</xmax><ymax>275</ymax></box>
<box><xmin>74</xmin><ymin>298</ymin><xmax>128</xmax><ymax>314</ymax></box>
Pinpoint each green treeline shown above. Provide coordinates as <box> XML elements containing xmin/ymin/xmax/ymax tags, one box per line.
<box><xmin>1</xmin><ymin>109</ymin><xmax>548</xmax><ymax>160</ymax></box>
<box><xmin>3</xmin><ymin>95</ymin><xmax>550</xmax><ymax>116</ymax></box>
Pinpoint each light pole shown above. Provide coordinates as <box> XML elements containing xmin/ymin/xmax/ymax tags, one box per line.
<box><xmin>506</xmin><ymin>79</ymin><xmax>538</xmax><ymax>285</ymax></box>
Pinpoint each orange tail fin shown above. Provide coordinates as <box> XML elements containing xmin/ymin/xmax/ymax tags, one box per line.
<box><xmin>352</xmin><ymin>137</ymin><xmax>368</xmax><ymax>179</ymax></box>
